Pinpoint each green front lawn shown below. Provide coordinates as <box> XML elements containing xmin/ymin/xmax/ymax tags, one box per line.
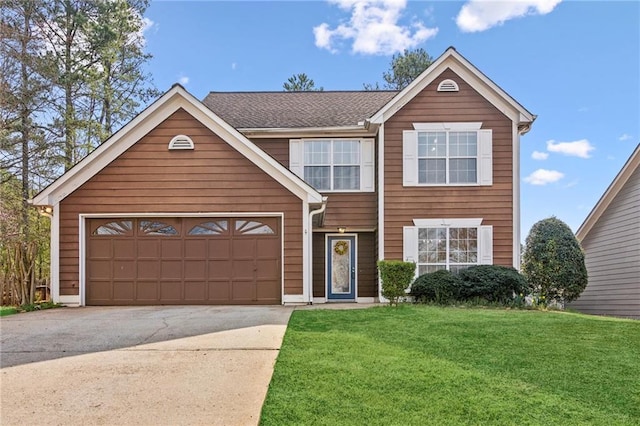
<box><xmin>0</xmin><ymin>306</ymin><xmax>18</xmax><ymax>317</ymax></box>
<box><xmin>261</xmin><ymin>306</ymin><xmax>639</xmax><ymax>425</ymax></box>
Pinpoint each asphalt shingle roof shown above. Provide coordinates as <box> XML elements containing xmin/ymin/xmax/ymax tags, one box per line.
<box><xmin>202</xmin><ymin>91</ymin><xmax>398</xmax><ymax>129</ymax></box>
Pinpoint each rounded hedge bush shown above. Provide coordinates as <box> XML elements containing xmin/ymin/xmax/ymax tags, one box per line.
<box><xmin>522</xmin><ymin>217</ymin><xmax>588</xmax><ymax>304</ymax></box>
<box><xmin>410</xmin><ymin>269</ymin><xmax>461</xmax><ymax>303</ymax></box>
<box><xmin>457</xmin><ymin>265</ymin><xmax>530</xmax><ymax>303</ymax></box>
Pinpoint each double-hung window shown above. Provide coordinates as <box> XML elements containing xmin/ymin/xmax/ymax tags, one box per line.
<box><xmin>403</xmin><ymin>219</ymin><xmax>493</xmax><ymax>276</ymax></box>
<box><xmin>289</xmin><ymin>138</ymin><xmax>375</xmax><ymax>192</ymax></box>
<box><xmin>403</xmin><ymin>123</ymin><xmax>492</xmax><ymax>186</ymax></box>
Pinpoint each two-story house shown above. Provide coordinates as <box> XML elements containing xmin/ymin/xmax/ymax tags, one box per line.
<box><xmin>32</xmin><ymin>47</ymin><xmax>535</xmax><ymax>306</ymax></box>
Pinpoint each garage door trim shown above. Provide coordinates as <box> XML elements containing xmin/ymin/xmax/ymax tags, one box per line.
<box><xmin>79</xmin><ymin>212</ymin><xmax>285</xmax><ymax>306</ymax></box>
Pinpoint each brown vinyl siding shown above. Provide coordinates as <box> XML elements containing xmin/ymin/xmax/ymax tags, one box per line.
<box><xmin>253</xmin><ymin>137</ymin><xmax>378</xmax><ymax>229</ymax></box>
<box><xmin>312</xmin><ymin>232</ymin><xmax>378</xmax><ymax>298</ymax></box>
<box><xmin>383</xmin><ymin>68</ymin><xmax>514</xmax><ymax>266</ymax></box>
<box><xmin>59</xmin><ymin>109</ymin><xmax>303</xmax><ymax>297</ymax></box>
<box><xmin>570</xmin><ymin>166</ymin><xmax>640</xmax><ymax>319</ymax></box>
<box><xmin>356</xmin><ymin>232</ymin><xmax>378</xmax><ymax>297</ymax></box>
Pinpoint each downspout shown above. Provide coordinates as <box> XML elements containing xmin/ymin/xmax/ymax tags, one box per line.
<box><xmin>308</xmin><ymin>196</ymin><xmax>328</xmax><ymax>304</ymax></box>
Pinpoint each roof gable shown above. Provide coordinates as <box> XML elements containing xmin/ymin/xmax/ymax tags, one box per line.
<box><xmin>576</xmin><ymin>144</ymin><xmax>640</xmax><ymax>241</ymax></box>
<box><xmin>370</xmin><ymin>47</ymin><xmax>535</xmax><ymax>130</ymax></box>
<box><xmin>32</xmin><ymin>85</ymin><xmax>323</xmax><ymax>206</ymax></box>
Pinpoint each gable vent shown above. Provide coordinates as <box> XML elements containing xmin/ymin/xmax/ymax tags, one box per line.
<box><xmin>168</xmin><ymin>135</ymin><xmax>194</xmax><ymax>150</ymax></box>
<box><xmin>437</xmin><ymin>79</ymin><xmax>459</xmax><ymax>92</ymax></box>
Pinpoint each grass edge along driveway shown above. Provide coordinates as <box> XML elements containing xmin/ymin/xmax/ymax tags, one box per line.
<box><xmin>260</xmin><ymin>306</ymin><xmax>639</xmax><ymax>426</ymax></box>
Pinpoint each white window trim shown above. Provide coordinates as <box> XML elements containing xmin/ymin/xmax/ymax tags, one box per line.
<box><xmin>403</xmin><ymin>123</ymin><xmax>492</xmax><ymax>187</ymax></box>
<box><xmin>403</xmin><ymin>218</ymin><xmax>493</xmax><ymax>278</ymax></box>
<box><xmin>289</xmin><ymin>138</ymin><xmax>374</xmax><ymax>193</ymax></box>
<box><xmin>413</xmin><ymin>218</ymin><xmax>483</xmax><ymax>227</ymax></box>
<box><xmin>413</xmin><ymin>122</ymin><xmax>482</xmax><ymax>131</ymax></box>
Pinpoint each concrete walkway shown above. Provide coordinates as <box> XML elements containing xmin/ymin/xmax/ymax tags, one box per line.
<box><xmin>0</xmin><ymin>306</ymin><xmax>293</xmax><ymax>426</ymax></box>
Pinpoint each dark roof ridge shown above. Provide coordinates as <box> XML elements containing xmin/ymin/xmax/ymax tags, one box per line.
<box><xmin>206</xmin><ymin>90</ymin><xmax>398</xmax><ymax>94</ymax></box>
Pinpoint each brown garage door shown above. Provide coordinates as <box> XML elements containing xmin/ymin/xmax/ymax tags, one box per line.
<box><xmin>86</xmin><ymin>217</ymin><xmax>281</xmax><ymax>305</ymax></box>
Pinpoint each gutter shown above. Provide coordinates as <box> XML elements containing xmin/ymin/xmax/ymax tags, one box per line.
<box><xmin>239</xmin><ymin>125</ymin><xmax>378</xmax><ymax>139</ymax></box>
<box><xmin>307</xmin><ymin>196</ymin><xmax>328</xmax><ymax>304</ymax></box>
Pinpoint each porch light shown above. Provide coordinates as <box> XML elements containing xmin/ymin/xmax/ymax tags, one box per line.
<box><xmin>37</xmin><ymin>206</ymin><xmax>53</xmax><ymax>218</ymax></box>
<box><xmin>338</xmin><ymin>226</ymin><xmax>346</xmax><ymax>234</ymax></box>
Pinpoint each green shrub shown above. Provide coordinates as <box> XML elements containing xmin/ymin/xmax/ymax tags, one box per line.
<box><xmin>522</xmin><ymin>217</ymin><xmax>588</xmax><ymax>304</ymax></box>
<box><xmin>458</xmin><ymin>265</ymin><xmax>529</xmax><ymax>303</ymax></box>
<box><xmin>377</xmin><ymin>260</ymin><xmax>416</xmax><ymax>306</ymax></box>
<box><xmin>410</xmin><ymin>269</ymin><xmax>461</xmax><ymax>304</ymax></box>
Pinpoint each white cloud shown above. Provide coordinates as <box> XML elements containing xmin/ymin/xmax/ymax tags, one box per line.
<box><xmin>142</xmin><ymin>17</ymin><xmax>155</xmax><ymax>34</ymax></box>
<box><xmin>231</xmin><ymin>62</ymin><xmax>237</xmax><ymax>70</ymax></box>
<box><xmin>456</xmin><ymin>0</ymin><xmax>562</xmax><ymax>33</ymax></box>
<box><xmin>314</xmin><ymin>0</ymin><xmax>438</xmax><ymax>55</ymax></box>
<box><xmin>131</xmin><ymin>16</ymin><xmax>155</xmax><ymax>48</ymax></box>
<box><xmin>524</xmin><ymin>169</ymin><xmax>564</xmax><ymax>185</ymax></box>
<box><xmin>178</xmin><ymin>75</ymin><xmax>189</xmax><ymax>85</ymax></box>
<box><xmin>618</xmin><ymin>133</ymin><xmax>632</xmax><ymax>141</ymax></box>
<box><xmin>546</xmin><ymin>139</ymin><xmax>595</xmax><ymax>158</ymax></box>
<box><xmin>531</xmin><ymin>151</ymin><xmax>548</xmax><ymax>160</ymax></box>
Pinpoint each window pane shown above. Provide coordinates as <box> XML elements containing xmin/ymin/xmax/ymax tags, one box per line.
<box><xmin>188</xmin><ymin>220</ymin><xmax>228</xmax><ymax>235</ymax></box>
<box><xmin>333</xmin><ymin>140</ymin><xmax>360</xmax><ymax>165</ymax></box>
<box><xmin>417</xmin><ymin>226</ymin><xmax>479</xmax><ymax>273</ymax></box>
<box><xmin>418</xmin><ymin>132</ymin><xmax>446</xmax><ymax>157</ymax></box>
<box><xmin>93</xmin><ymin>220</ymin><xmax>133</xmax><ymax>235</ymax></box>
<box><xmin>304</xmin><ymin>141</ymin><xmax>330</xmax><ymax>165</ymax></box>
<box><xmin>449</xmin><ymin>132</ymin><xmax>477</xmax><ymax>157</ymax></box>
<box><xmin>418</xmin><ymin>264</ymin><xmax>446</xmax><ymax>276</ymax></box>
<box><xmin>450</xmin><ymin>265</ymin><xmax>472</xmax><ymax>274</ymax></box>
<box><xmin>139</xmin><ymin>220</ymin><xmax>178</xmax><ymax>236</ymax></box>
<box><xmin>333</xmin><ymin>166</ymin><xmax>360</xmax><ymax>190</ymax></box>
<box><xmin>304</xmin><ymin>166</ymin><xmax>330</xmax><ymax>190</ymax></box>
<box><xmin>235</xmin><ymin>220</ymin><xmax>275</xmax><ymax>235</ymax></box>
<box><xmin>418</xmin><ymin>227</ymin><xmax>447</xmax><ymax>264</ymax></box>
<box><xmin>419</xmin><ymin>159</ymin><xmax>446</xmax><ymax>184</ymax></box>
<box><xmin>449</xmin><ymin>227</ymin><xmax>478</xmax><ymax>264</ymax></box>
<box><xmin>449</xmin><ymin>159</ymin><xmax>477</xmax><ymax>183</ymax></box>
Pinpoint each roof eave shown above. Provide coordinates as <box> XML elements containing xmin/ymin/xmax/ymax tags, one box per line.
<box><xmin>239</xmin><ymin>124</ymin><xmax>377</xmax><ymax>139</ymax></box>
<box><xmin>32</xmin><ymin>84</ymin><xmax>323</xmax><ymax>206</ymax></box>
<box><xmin>576</xmin><ymin>144</ymin><xmax>640</xmax><ymax>241</ymax></box>
<box><xmin>370</xmin><ymin>47</ymin><xmax>535</xmax><ymax>126</ymax></box>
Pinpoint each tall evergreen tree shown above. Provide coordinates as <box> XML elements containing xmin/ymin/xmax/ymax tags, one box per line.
<box><xmin>0</xmin><ymin>0</ymin><xmax>158</xmax><ymax>304</ymax></box>
<box><xmin>364</xmin><ymin>48</ymin><xmax>433</xmax><ymax>90</ymax></box>
<box><xmin>283</xmin><ymin>73</ymin><xmax>323</xmax><ymax>91</ymax></box>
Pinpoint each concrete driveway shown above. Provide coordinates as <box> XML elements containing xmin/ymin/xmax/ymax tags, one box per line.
<box><xmin>0</xmin><ymin>306</ymin><xmax>293</xmax><ymax>426</ymax></box>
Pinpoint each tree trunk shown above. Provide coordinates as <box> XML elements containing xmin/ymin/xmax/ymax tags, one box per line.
<box><xmin>19</xmin><ymin>2</ymin><xmax>32</xmax><ymax>242</ymax></box>
<box><xmin>63</xmin><ymin>0</ymin><xmax>75</xmax><ymax>171</ymax></box>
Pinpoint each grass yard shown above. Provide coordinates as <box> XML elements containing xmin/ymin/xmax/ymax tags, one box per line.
<box><xmin>0</xmin><ymin>306</ymin><xmax>18</xmax><ymax>317</ymax></box>
<box><xmin>260</xmin><ymin>306</ymin><xmax>639</xmax><ymax>425</ymax></box>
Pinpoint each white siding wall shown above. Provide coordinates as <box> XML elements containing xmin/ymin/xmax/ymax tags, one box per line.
<box><xmin>570</xmin><ymin>167</ymin><xmax>640</xmax><ymax>319</ymax></box>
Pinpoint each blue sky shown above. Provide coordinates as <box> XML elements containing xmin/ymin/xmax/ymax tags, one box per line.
<box><xmin>142</xmin><ymin>0</ymin><xmax>639</xmax><ymax>236</ymax></box>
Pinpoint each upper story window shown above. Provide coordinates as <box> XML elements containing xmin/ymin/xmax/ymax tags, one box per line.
<box><xmin>304</xmin><ymin>140</ymin><xmax>359</xmax><ymax>190</ymax></box>
<box><xmin>418</xmin><ymin>131</ymin><xmax>478</xmax><ymax>184</ymax></box>
<box><xmin>403</xmin><ymin>123</ymin><xmax>492</xmax><ymax>186</ymax></box>
<box><xmin>289</xmin><ymin>138</ymin><xmax>374</xmax><ymax>192</ymax></box>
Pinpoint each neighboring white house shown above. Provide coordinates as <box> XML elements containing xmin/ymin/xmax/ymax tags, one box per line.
<box><xmin>570</xmin><ymin>144</ymin><xmax>640</xmax><ymax>319</ymax></box>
